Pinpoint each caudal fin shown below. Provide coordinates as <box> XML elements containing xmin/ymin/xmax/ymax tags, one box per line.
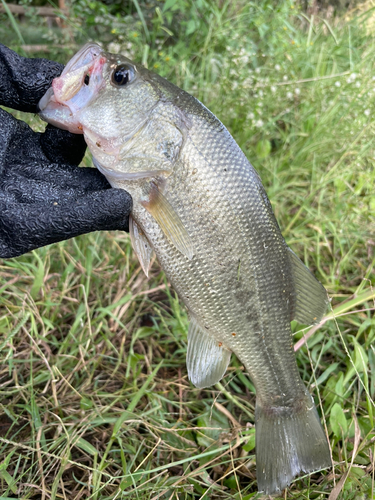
<box><xmin>255</xmin><ymin>395</ymin><xmax>331</xmax><ymax>495</ymax></box>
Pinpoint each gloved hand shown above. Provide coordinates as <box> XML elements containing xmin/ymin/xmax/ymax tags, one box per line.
<box><xmin>0</xmin><ymin>44</ymin><xmax>132</xmax><ymax>258</ymax></box>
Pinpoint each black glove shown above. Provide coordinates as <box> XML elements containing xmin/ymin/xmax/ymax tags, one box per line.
<box><xmin>0</xmin><ymin>44</ymin><xmax>132</xmax><ymax>258</ymax></box>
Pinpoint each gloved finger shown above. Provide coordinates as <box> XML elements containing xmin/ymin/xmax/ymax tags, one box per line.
<box><xmin>0</xmin><ymin>188</ymin><xmax>132</xmax><ymax>258</ymax></box>
<box><xmin>2</xmin><ymin>156</ymin><xmax>112</xmax><ymax>198</ymax></box>
<box><xmin>40</xmin><ymin>124</ymin><xmax>87</xmax><ymax>166</ymax></box>
<box><xmin>0</xmin><ymin>109</ymin><xmax>101</xmax><ymax>189</ymax></box>
<box><xmin>0</xmin><ymin>43</ymin><xmax>63</xmax><ymax>112</ymax></box>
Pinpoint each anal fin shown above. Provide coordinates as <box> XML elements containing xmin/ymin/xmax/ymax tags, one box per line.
<box><xmin>187</xmin><ymin>317</ymin><xmax>231</xmax><ymax>389</ymax></box>
<box><xmin>288</xmin><ymin>248</ymin><xmax>329</xmax><ymax>325</ymax></box>
<box><xmin>129</xmin><ymin>216</ymin><xmax>153</xmax><ymax>277</ymax></box>
<box><xmin>141</xmin><ymin>182</ymin><xmax>194</xmax><ymax>260</ymax></box>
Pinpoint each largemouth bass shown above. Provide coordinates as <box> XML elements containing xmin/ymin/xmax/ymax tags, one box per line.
<box><xmin>39</xmin><ymin>43</ymin><xmax>331</xmax><ymax>495</ymax></box>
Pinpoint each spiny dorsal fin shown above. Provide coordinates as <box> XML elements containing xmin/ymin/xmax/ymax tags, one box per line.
<box><xmin>288</xmin><ymin>248</ymin><xmax>328</xmax><ymax>325</ymax></box>
<box><xmin>129</xmin><ymin>216</ymin><xmax>153</xmax><ymax>277</ymax></box>
<box><xmin>141</xmin><ymin>182</ymin><xmax>194</xmax><ymax>259</ymax></box>
<box><xmin>187</xmin><ymin>317</ymin><xmax>231</xmax><ymax>389</ymax></box>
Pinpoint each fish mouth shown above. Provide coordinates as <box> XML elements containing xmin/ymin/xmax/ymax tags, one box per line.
<box><xmin>38</xmin><ymin>42</ymin><xmax>108</xmax><ymax>133</ymax></box>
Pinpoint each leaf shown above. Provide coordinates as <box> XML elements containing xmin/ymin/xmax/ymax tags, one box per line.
<box><xmin>315</xmin><ymin>362</ymin><xmax>339</xmax><ymax>386</ymax></box>
<box><xmin>330</xmin><ymin>402</ymin><xmax>348</xmax><ymax>438</ymax></box>
<box><xmin>196</xmin><ymin>409</ymin><xmax>229</xmax><ymax>448</ymax></box>
<box><xmin>186</xmin><ymin>19</ymin><xmax>197</xmax><ymax>36</ymax></box>
<box><xmin>255</xmin><ymin>139</ymin><xmax>271</xmax><ymax>159</ymax></box>
<box><xmin>80</xmin><ymin>397</ymin><xmax>93</xmax><ymax>410</ymax></box>
<box><xmin>0</xmin><ymin>467</ymin><xmax>17</xmax><ymax>494</ymax></box>
<box><xmin>75</xmin><ymin>438</ymin><xmax>98</xmax><ymax>456</ymax></box>
<box><xmin>242</xmin><ymin>428</ymin><xmax>256</xmax><ymax>452</ymax></box>
<box><xmin>30</xmin><ymin>251</ymin><xmax>45</xmax><ymax>300</ymax></box>
<box><xmin>224</xmin><ymin>475</ymin><xmax>238</xmax><ymax>489</ymax></box>
<box><xmin>163</xmin><ymin>0</ymin><xmax>178</xmax><ymax>11</ymax></box>
<box><xmin>335</xmin><ymin>372</ymin><xmax>345</xmax><ymax>397</ymax></box>
<box><xmin>353</xmin><ymin>340</ymin><xmax>368</xmax><ymax>373</ymax></box>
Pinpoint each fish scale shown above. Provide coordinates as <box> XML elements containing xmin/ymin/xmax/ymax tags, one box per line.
<box><xmin>39</xmin><ymin>42</ymin><xmax>331</xmax><ymax>495</ymax></box>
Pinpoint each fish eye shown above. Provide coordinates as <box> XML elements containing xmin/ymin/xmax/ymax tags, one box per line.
<box><xmin>111</xmin><ymin>64</ymin><xmax>134</xmax><ymax>87</ymax></box>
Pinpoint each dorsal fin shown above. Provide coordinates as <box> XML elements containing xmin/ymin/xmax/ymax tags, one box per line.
<box><xmin>288</xmin><ymin>248</ymin><xmax>328</xmax><ymax>325</ymax></box>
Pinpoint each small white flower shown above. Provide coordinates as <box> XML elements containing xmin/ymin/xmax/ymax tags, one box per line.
<box><xmin>259</xmin><ymin>90</ymin><xmax>264</xmax><ymax>97</ymax></box>
<box><xmin>247</xmin><ymin>112</ymin><xmax>255</xmax><ymax>120</ymax></box>
<box><xmin>355</xmin><ymin>81</ymin><xmax>361</xmax><ymax>88</ymax></box>
<box><xmin>283</xmin><ymin>75</ymin><xmax>288</xmax><ymax>81</ymax></box>
<box><xmin>275</xmin><ymin>64</ymin><xmax>281</xmax><ymax>71</ymax></box>
<box><xmin>295</xmin><ymin>88</ymin><xmax>300</xmax><ymax>95</ymax></box>
<box><xmin>287</xmin><ymin>91</ymin><xmax>293</xmax><ymax>99</ymax></box>
<box><xmin>255</xmin><ymin>119</ymin><xmax>264</xmax><ymax>127</ymax></box>
<box><xmin>271</xmin><ymin>85</ymin><xmax>276</xmax><ymax>93</ymax></box>
<box><xmin>255</xmin><ymin>67</ymin><xmax>261</xmax><ymax>74</ymax></box>
<box><xmin>364</xmin><ymin>109</ymin><xmax>371</xmax><ymax>116</ymax></box>
<box><xmin>335</xmin><ymin>81</ymin><xmax>341</xmax><ymax>87</ymax></box>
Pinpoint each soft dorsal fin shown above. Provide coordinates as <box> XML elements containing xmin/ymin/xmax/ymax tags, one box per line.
<box><xmin>288</xmin><ymin>248</ymin><xmax>328</xmax><ymax>325</ymax></box>
<box><xmin>141</xmin><ymin>182</ymin><xmax>194</xmax><ymax>260</ymax></box>
<box><xmin>129</xmin><ymin>216</ymin><xmax>153</xmax><ymax>277</ymax></box>
<box><xmin>187</xmin><ymin>317</ymin><xmax>231</xmax><ymax>389</ymax></box>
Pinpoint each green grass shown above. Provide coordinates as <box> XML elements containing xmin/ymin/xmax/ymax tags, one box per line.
<box><xmin>1</xmin><ymin>1</ymin><xmax>375</xmax><ymax>498</ymax></box>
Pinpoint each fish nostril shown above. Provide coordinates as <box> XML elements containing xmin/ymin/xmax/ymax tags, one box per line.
<box><xmin>84</xmin><ymin>74</ymin><xmax>90</xmax><ymax>85</ymax></box>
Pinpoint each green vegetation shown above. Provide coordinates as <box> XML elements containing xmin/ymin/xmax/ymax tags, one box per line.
<box><xmin>1</xmin><ymin>1</ymin><xmax>375</xmax><ymax>498</ymax></box>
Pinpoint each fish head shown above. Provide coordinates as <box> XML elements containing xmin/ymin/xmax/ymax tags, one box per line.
<box><xmin>39</xmin><ymin>42</ymin><xmax>188</xmax><ymax>182</ymax></box>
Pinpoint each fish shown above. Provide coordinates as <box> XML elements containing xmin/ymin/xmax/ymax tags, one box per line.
<box><xmin>39</xmin><ymin>42</ymin><xmax>331</xmax><ymax>495</ymax></box>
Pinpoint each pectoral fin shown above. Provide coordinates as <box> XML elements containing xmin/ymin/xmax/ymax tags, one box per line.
<box><xmin>187</xmin><ymin>317</ymin><xmax>231</xmax><ymax>389</ymax></box>
<box><xmin>288</xmin><ymin>248</ymin><xmax>329</xmax><ymax>325</ymax></box>
<box><xmin>129</xmin><ymin>216</ymin><xmax>153</xmax><ymax>277</ymax></box>
<box><xmin>141</xmin><ymin>183</ymin><xmax>194</xmax><ymax>259</ymax></box>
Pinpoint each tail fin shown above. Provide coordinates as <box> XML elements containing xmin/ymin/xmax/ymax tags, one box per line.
<box><xmin>255</xmin><ymin>395</ymin><xmax>331</xmax><ymax>495</ymax></box>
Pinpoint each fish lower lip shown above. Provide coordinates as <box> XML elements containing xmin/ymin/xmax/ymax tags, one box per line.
<box><xmin>38</xmin><ymin>87</ymin><xmax>55</xmax><ymax>112</ymax></box>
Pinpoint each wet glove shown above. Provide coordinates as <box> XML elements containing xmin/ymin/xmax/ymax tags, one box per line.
<box><xmin>0</xmin><ymin>44</ymin><xmax>132</xmax><ymax>258</ymax></box>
